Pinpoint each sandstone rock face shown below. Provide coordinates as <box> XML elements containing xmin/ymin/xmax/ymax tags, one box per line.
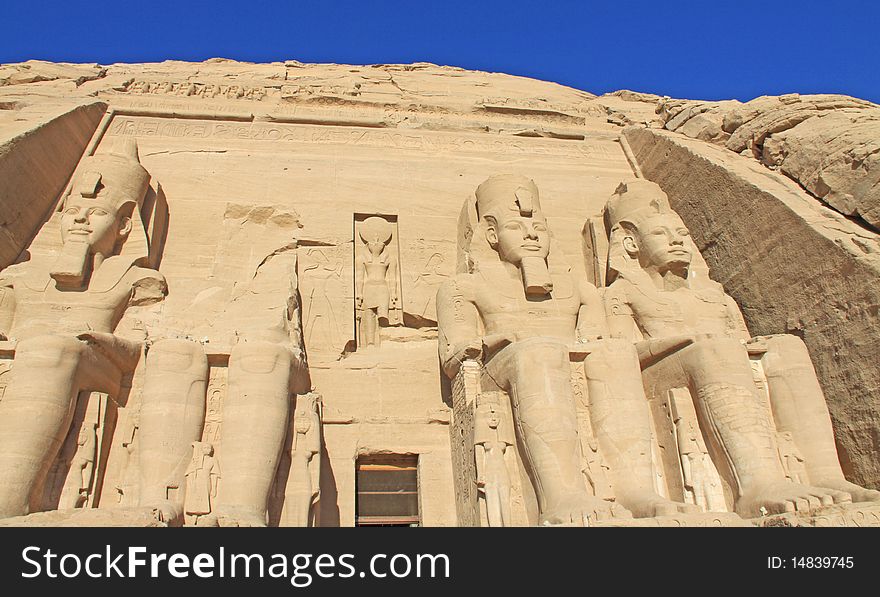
<box><xmin>652</xmin><ymin>93</ymin><xmax>880</xmax><ymax>230</ymax></box>
<box><xmin>0</xmin><ymin>58</ymin><xmax>877</xmax><ymax>527</ymax></box>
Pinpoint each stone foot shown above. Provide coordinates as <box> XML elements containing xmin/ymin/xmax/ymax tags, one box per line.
<box><xmin>617</xmin><ymin>490</ymin><xmax>702</xmax><ymax>518</ymax></box>
<box><xmin>215</xmin><ymin>506</ymin><xmax>267</xmax><ymax>527</ymax></box>
<box><xmin>540</xmin><ymin>494</ymin><xmax>631</xmax><ymax>526</ymax></box>
<box><xmin>811</xmin><ymin>478</ymin><xmax>880</xmax><ymax>504</ymax></box>
<box><xmin>143</xmin><ymin>501</ymin><xmax>184</xmax><ymax>526</ymax></box>
<box><xmin>736</xmin><ymin>481</ymin><xmax>852</xmax><ymax>518</ymax></box>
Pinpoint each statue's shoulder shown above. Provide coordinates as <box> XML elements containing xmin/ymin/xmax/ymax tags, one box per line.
<box><xmin>0</xmin><ymin>261</ymin><xmax>29</xmax><ymax>287</ymax></box>
<box><xmin>602</xmin><ymin>279</ymin><xmax>636</xmax><ymax>315</ymax></box>
<box><xmin>603</xmin><ymin>277</ymin><xmax>635</xmax><ymax>299</ymax></box>
<box><xmin>438</xmin><ymin>272</ymin><xmax>477</xmax><ymax>298</ymax></box>
<box><xmin>125</xmin><ymin>266</ymin><xmax>168</xmax><ymax>306</ymax></box>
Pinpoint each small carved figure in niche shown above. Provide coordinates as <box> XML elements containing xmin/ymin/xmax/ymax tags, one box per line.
<box><xmin>670</xmin><ymin>390</ymin><xmax>726</xmax><ymax>512</ymax></box>
<box><xmin>58</xmin><ymin>421</ymin><xmax>98</xmax><ymax>509</ymax></box>
<box><xmin>603</xmin><ymin>179</ymin><xmax>880</xmax><ymax>516</ymax></box>
<box><xmin>283</xmin><ymin>393</ymin><xmax>321</xmax><ymax>527</ymax></box>
<box><xmin>184</xmin><ymin>441</ymin><xmax>220</xmax><ymax>526</ymax></box>
<box><xmin>0</xmin><ymin>139</ymin><xmax>166</xmax><ymax>519</ymax></box>
<box><xmin>777</xmin><ymin>431</ymin><xmax>808</xmax><ymax>485</ymax></box>
<box><xmin>474</xmin><ymin>396</ymin><xmax>514</xmax><ymax>527</ymax></box>
<box><xmin>356</xmin><ymin>216</ymin><xmax>398</xmax><ymax>348</ymax></box>
<box><xmin>581</xmin><ymin>437</ymin><xmax>614</xmax><ymax>501</ymax></box>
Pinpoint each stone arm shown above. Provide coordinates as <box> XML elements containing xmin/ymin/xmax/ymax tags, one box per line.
<box><xmin>0</xmin><ymin>265</ymin><xmax>24</xmax><ymax>339</ymax></box>
<box><xmin>576</xmin><ymin>282</ymin><xmax>608</xmax><ymax>342</ymax></box>
<box><xmin>722</xmin><ymin>293</ymin><xmax>752</xmax><ymax>343</ymax></box>
<box><xmin>436</xmin><ymin>276</ymin><xmax>485</xmax><ymax>379</ymax></box>
<box><xmin>0</xmin><ymin>286</ymin><xmax>13</xmax><ymax>340</ymax></box>
<box><xmin>210</xmin><ymin>462</ymin><xmax>221</xmax><ymax>497</ymax></box>
<box><xmin>355</xmin><ymin>257</ymin><xmax>366</xmax><ymax>310</ymax></box>
<box><xmin>603</xmin><ymin>281</ymin><xmax>694</xmax><ymax>368</ymax></box>
<box><xmin>388</xmin><ymin>254</ymin><xmax>399</xmax><ymax>308</ymax></box>
<box><xmin>128</xmin><ymin>267</ymin><xmax>168</xmax><ymax>307</ymax></box>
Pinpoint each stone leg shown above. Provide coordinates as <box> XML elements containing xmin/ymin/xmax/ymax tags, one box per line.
<box><xmin>585</xmin><ymin>339</ymin><xmax>697</xmax><ymax>517</ymax></box>
<box><xmin>284</xmin><ymin>453</ymin><xmax>313</xmax><ymax>527</ymax></box>
<box><xmin>671</xmin><ymin>337</ymin><xmax>852</xmax><ymax>517</ymax></box>
<box><xmin>215</xmin><ymin>340</ymin><xmax>293</xmax><ymax>526</ymax></box>
<box><xmin>484</xmin><ymin>337</ymin><xmax>624</xmax><ymax>525</ymax></box>
<box><xmin>137</xmin><ymin>339</ymin><xmax>208</xmax><ymax>519</ymax></box>
<box><xmin>0</xmin><ymin>335</ymin><xmax>99</xmax><ymax>518</ymax></box>
<box><xmin>761</xmin><ymin>334</ymin><xmax>880</xmax><ymax>502</ymax></box>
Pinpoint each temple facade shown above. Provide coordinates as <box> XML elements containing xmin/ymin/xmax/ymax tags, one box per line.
<box><xmin>0</xmin><ymin>59</ymin><xmax>878</xmax><ymax>527</ymax></box>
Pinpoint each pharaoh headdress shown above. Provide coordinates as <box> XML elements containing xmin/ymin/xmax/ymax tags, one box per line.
<box><xmin>603</xmin><ymin>179</ymin><xmax>710</xmax><ymax>286</ymax></box>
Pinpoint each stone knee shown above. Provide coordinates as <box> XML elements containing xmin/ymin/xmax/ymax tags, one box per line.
<box><xmin>760</xmin><ymin>334</ymin><xmax>815</xmax><ymax>377</ymax></box>
<box><xmin>509</xmin><ymin>337</ymin><xmax>569</xmax><ymax>374</ymax></box>
<box><xmin>684</xmin><ymin>337</ymin><xmax>753</xmax><ymax>385</ymax></box>
<box><xmin>584</xmin><ymin>338</ymin><xmax>640</xmax><ymax>383</ymax></box>
<box><xmin>13</xmin><ymin>334</ymin><xmax>86</xmax><ymax>372</ymax></box>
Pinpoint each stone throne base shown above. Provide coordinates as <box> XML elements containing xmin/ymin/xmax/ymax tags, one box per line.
<box><xmin>2</xmin><ymin>502</ymin><xmax>879</xmax><ymax>527</ymax></box>
<box><xmin>0</xmin><ymin>506</ymin><xmax>175</xmax><ymax>527</ymax></box>
<box><xmin>545</xmin><ymin>502</ymin><xmax>880</xmax><ymax>527</ymax></box>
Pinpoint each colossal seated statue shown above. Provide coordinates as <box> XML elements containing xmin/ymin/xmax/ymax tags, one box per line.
<box><xmin>0</xmin><ymin>140</ymin><xmax>167</xmax><ymax>518</ymax></box>
<box><xmin>602</xmin><ymin>179</ymin><xmax>880</xmax><ymax>517</ymax></box>
<box><xmin>437</xmin><ymin>174</ymin><xmax>695</xmax><ymax>525</ymax></box>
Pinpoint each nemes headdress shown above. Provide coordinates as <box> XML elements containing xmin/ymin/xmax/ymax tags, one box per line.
<box><xmin>604</xmin><ymin>179</ymin><xmax>672</xmax><ymax>233</ymax></box>
<box><xmin>50</xmin><ymin>139</ymin><xmax>154</xmax><ymax>290</ymax></box>
<box><xmin>475</xmin><ymin>174</ymin><xmax>542</xmax><ymax>221</ymax></box>
<box><xmin>605</xmin><ymin>180</ymin><xmax>674</xmax><ymax>284</ymax></box>
<box><xmin>603</xmin><ymin>179</ymin><xmax>708</xmax><ymax>285</ymax></box>
<box><xmin>70</xmin><ymin>138</ymin><xmax>151</xmax><ymax>213</ymax></box>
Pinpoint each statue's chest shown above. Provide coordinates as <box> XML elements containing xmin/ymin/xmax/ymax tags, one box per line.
<box><xmin>11</xmin><ymin>282</ymin><xmax>130</xmax><ymax>336</ymax></box>
<box><xmin>474</xmin><ymin>276</ymin><xmax>578</xmax><ymax>320</ymax></box>
<box><xmin>629</xmin><ymin>288</ymin><xmax>726</xmax><ymax>333</ymax></box>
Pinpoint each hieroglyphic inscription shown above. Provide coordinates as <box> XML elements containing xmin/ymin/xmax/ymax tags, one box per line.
<box><xmin>450</xmin><ymin>360</ymin><xmax>480</xmax><ymax>527</ymax></box>
<box><xmin>105</xmin><ymin>116</ymin><xmax>625</xmax><ymax>161</ymax></box>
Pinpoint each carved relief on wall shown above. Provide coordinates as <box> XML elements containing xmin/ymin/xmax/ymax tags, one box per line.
<box><xmin>354</xmin><ymin>214</ymin><xmax>402</xmax><ymax>348</ymax></box>
<box><xmin>299</xmin><ymin>245</ymin><xmax>350</xmax><ymax>357</ymax></box>
<box><xmin>406</xmin><ymin>246</ymin><xmax>451</xmax><ymax>326</ymax></box>
<box><xmin>449</xmin><ymin>361</ymin><xmax>480</xmax><ymax>527</ymax></box>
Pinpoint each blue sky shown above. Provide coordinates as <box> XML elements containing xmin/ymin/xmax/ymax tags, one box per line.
<box><xmin>3</xmin><ymin>0</ymin><xmax>878</xmax><ymax>102</ymax></box>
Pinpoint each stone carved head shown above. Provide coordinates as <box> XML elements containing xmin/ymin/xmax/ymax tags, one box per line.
<box><xmin>53</xmin><ymin>139</ymin><xmax>152</xmax><ymax>288</ymax></box>
<box><xmin>475</xmin><ymin>174</ymin><xmax>550</xmax><ymax>266</ymax></box>
<box><xmin>358</xmin><ymin>216</ymin><xmax>393</xmax><ymax>258</ymax></box>
<box><xmin>62</xmin><ymin>140</ymin><xmax>149</xmax><ymax>254</ymax></box>
<box><xmin>605</xmin><ymin>180</ymin><xmax>701</xmax><ymax>284</ymax></box>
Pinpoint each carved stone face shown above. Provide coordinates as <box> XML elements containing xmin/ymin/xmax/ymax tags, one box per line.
<box><xmin>487</xmin><ymin>212</ymin><xmax>550</xmax><ymax>265</ymax></box>
<box><xmin>365</xmin><ymin>240</ymin><xmax>386</xmax><ymax>257</ymax></box>
<box><xmin>628</xmin><ymin>213</ymin><xmax>692</xmax><ymax>270</ymax></box>
<box><xmin>60</xmin><ymin>194</ymin><xmax>131</xmax><ymax>258</ymax></box>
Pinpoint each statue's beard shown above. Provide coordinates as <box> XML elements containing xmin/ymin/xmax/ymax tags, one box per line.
<box><xmin>519</xmin><ymin>255</ymin><xmax>553</xmax><ymax>296</ymax></box>
<box><xmin>51</xmin><ymin>241</ymin><xmax>92</xmax><ymax>289</ymax></box>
